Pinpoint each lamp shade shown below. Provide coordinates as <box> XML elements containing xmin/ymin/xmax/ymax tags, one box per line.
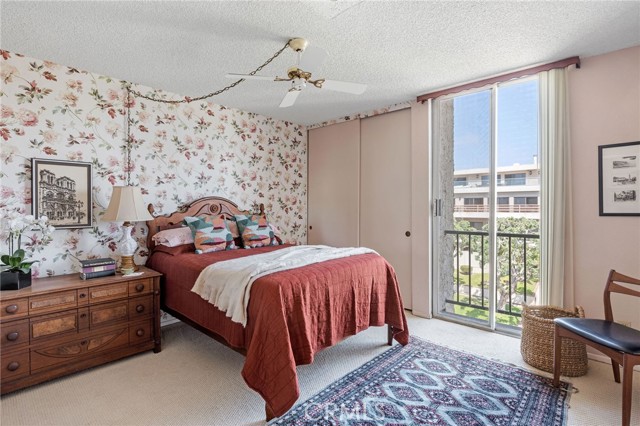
<box><xmin>102</xmin><ymin>186</ymin><xmax>153</xmax><ymax>222</ymax></box>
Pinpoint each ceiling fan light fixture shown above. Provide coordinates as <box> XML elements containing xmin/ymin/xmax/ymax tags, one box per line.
<box><xmin>226</xmin><ymin>37</ymin><xmax>367</xmax><ymax>108</ymax></box>
<box><xmin>292</xmin><ymin>78</ymin><xmax>307</xmax><ymax>91</ymax></box>
<box><xmin>287</xmin><ymin>38</ymin><xmax>309</xmax><ymax>52</ymax></box>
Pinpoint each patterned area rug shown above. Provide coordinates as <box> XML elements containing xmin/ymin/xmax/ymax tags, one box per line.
<box><xmin>271</xmin><ymin>336</ymin><xmax>572</xmax><ymax>425</ymax></box>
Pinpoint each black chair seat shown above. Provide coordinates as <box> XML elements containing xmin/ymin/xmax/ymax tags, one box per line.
<box><xmin>555</xmin><ymin>318</ymin><xmax>640</xmax><ymax>355</ymax></box>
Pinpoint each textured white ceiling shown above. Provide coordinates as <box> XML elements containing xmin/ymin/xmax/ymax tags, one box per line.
<box><xmin>2</xmin><ymin>1</ymin><xmax>639</xmax><ymax>125</ymax></box>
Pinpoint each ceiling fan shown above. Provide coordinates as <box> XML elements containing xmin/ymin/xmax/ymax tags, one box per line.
<box><xmin>225</xmin><ymin>38</ymin><xmax>367</xmax><ymax>108</ymax></box>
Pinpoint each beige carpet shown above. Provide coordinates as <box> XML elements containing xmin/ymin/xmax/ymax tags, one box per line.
<box><xmin>1</xmin><ymin>313</ymin><xmax>638</xmax><ymax>426</ymax></box>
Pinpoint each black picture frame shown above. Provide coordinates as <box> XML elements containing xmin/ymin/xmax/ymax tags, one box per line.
<box><xmin>31</xmin><ymin>158</ymin><xmax>93</xmax><ymax>228</ymax></box>
<box><xmin>598</xmin><ymin>141</ymin><xmax>640</xmax><ymax>216</ymax></box>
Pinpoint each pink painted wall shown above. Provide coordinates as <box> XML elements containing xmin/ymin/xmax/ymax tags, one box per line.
<box><xmin>568</xmin><ymin>46</ymin><xmax>640</xmax><ymax>327</ymax></box>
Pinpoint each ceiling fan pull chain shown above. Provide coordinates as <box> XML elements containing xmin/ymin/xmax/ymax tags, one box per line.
<box><xmin>127</xmin><ymin>40</ymin><xmax>291</xmax><ymax>104</ymax></box>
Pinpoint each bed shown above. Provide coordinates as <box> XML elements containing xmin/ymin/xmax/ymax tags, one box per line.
<box><xmin>145</xmin><ymin>196</ymin><xmax>409</xmax><ymax>419</ymax></box>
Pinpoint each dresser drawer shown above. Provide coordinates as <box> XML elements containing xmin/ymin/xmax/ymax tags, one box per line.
<box><xmin>1</xmin><ymin>350</ymin><xmax>29</xmax><ymax>381</ymax></box>
<box><xmin>128</xmin><ymin>278</ymin><xmax>153</xmax><ymax>296</ymax></box>
<box><xmin>89</xmin><ymin>300</ymin><xmax>128</xmax><ymax>328</ymax></box>
<box><xmin>129</xmin><ymin>320</ymin><xmax>153</xmax><ymax>345</ymax></box>
<box><xmin>0</xmin><ymin>267</ymin><xmax>161</xmax><ymax>395</ymax></box>
<box><xmin>1</xmin><ymin>299</ymin><xmax>29</xmax><ymax>320</ymax></box>
<box><xmin>29</xmin><ymin>290</ymin><xmax>78</xmax><ymax>315</ymax></box>
<box><xmin>129</xmin><ymin>296</ymin><xmax>153</xmax><ymax>320</ymax></box>
<box><xmin>30</xmin><ymin>310</ymin><xmax>79</xmax><ymax>340</ymax></box>
<box><xmin>31</xmin><ymin>327</ymin><xmax>129</xmax><ymax>372</ymax></box>
<box><xmin>88</xmin><ymin>283</ymin><xmax>129</xmax><ymax>304</ymax></box>
<box><xmin>1</xmin><ymin>319</ymin><xmax>29</xmax><ymax>349</ymax></box>
<box><xmin>77</xmin><ymin>288</ymin><xmax>89</xmax><ymax>306</ymax></box>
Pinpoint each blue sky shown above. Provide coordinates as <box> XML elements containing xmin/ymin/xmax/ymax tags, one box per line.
<box><xmin>453</xmin><ymin>79</ymin><xmax>539</xmax><ymax>170</ymax></box>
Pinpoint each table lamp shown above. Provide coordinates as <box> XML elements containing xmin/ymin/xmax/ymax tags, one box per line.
<box><xmin>102</xmin><ymin>186</ymin><xmax>153</xmax><ymax>272</ymax></box>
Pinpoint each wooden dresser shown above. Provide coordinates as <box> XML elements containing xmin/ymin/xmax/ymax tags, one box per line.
<box><xmin>0</xmin><ymin>266</ymin><xmax>161</xmax><ymax>394</ymax></box>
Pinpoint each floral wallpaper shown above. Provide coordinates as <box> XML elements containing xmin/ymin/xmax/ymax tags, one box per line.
<box><xmin>0</xmin><ymin>50</ymin><xmax>307</xmax><ymax>278</ymax></box>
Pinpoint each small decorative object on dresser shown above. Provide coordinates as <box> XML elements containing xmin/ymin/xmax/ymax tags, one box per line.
<box><xmin>0</xmin><ymin>266</ymin><xmax>161</xmax><ymax>394</ymax></box>
<box><xmin>1</xmin><ymin>213</ymin><xmax>54</xmax><ymax>291</ymax></box>
<box><xmin>79</xmin><ymin>258</ymin><xmax>117</xmax><ymax>280</ymax></box>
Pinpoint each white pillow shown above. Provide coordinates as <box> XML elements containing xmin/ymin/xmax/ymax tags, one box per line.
<box><xmin>152</xmin><ymin>227</ymin><xmax>194</xmax><ymax>247</ymax></box>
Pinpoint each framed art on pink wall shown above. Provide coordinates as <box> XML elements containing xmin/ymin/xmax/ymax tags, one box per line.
<box><xmin>598</xmin><ymin>141</ymin><xmax>640</xmax><ymax>216</ymax></box>
<box><xmin>31</xmin><ymin>158</ymin><xmax>93</xmax><ymax>228</ymax></box>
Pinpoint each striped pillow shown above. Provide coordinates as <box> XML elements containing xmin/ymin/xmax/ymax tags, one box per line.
<box><xmin>183</xmin><ymin>215</ymin><xmax>237</xmax><ymax>254</ymax></box>
<box><xmin>234</xmin><ymin>214</ymin><xmax>279</xmax><ymax>249</ymax></box>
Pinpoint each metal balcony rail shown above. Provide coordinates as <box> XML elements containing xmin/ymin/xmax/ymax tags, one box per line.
<box><xmin>443</xmin><ymin>229</ymin><xmax>540</xmax><ymax>320</ymax></box>
<box><xmin>453</xmin><ymin>177</ymin><xmax>540</xmax><ymax>188</ymax></box>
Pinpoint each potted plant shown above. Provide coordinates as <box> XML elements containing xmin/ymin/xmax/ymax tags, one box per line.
<box><xmin>1</xmin><ymin>213</ymin><xmax>54</xmax><ymax>291</ymax></box>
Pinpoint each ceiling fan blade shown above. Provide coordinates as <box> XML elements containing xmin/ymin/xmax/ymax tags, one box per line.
<box><xmin>319</xmin><ymin>79</ymin><xmax>367</xmax><ymax>95</ymax></box>
<box><xmin>279</xmin><ymin>89</ymin><xmax>301</xmax><ymax>108</ymax></box>
<box><xmin>225</xmin><ymin>73</ymin><xmax>279</xmax><ymax>81</ymax></box>
<box><xmin>299</xmin><ymin>45</ymin><xmax>328</xmax><ymax>74</ymax></box>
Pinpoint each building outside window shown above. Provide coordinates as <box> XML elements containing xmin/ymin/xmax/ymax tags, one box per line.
<box><xmin>504</xmin><ymin>173</ymin><xmax>526</xmax><ymax>186</ymax></box>
<box><xmin>454</xmin><ymin>177</ymin><xmax>468</xmax><ymax>187</ymax></box>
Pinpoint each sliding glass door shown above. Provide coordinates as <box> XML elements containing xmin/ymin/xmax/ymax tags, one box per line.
<box><xmin>432</xmin><ymin>78</ymin><xmax>541</xmax><ymax>332</ymax></box>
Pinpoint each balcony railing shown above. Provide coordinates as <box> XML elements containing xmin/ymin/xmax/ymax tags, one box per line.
<box><xmin>454</xmin><ymin>204</ymin><xmax>540</xmax><ymax>213</ymax></box>
<box><xmin>453</xmin><ymin>177</ymin><xmax>540</xmax><ymax>188</ymax></box>
<box><xmin>443</xmin><ymin>229</ymin><xmax>540</xmax><ymax>324</ymax></box>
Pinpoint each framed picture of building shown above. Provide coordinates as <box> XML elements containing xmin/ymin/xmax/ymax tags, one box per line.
<box><xmin>32</xmin><ymin>158</ymin><xmax>93</xmax><ymax>228</ymax></box>
<box><xmin>598</xmin><ymin>141</ymin><xmax>640</xmax><ymax>216</ymax></box>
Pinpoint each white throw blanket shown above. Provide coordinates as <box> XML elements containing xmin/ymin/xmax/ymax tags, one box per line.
<box><xmin>191</xmin><ymin>245</ymin><xmax>377</xmax><ymax>326</ymax></box>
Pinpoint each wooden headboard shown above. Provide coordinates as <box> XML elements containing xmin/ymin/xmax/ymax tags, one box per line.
<box><xmin>146</xmin><ymin>196</ymin><xmax>264</xmax><ymax>250</ymax></box>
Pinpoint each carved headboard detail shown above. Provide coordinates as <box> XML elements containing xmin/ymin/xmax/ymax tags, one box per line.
<box><xmin>146</xmin><ymin>196</ymin><xmax>264</xmax><ymax>250</ymax></box>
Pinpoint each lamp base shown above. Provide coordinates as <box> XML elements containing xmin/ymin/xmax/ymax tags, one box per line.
<box><xmin>118</xmin><ymin>222</ymin><xmax>139</xmax><ymax>274</ymax></box>
<box><xmin>120</xmin><ymin>255</ymin><xmax>138</xmax><ymax>273</ymax></box>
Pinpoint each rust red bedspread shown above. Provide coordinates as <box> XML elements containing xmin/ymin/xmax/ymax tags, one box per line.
<box><xmin>147</xmin><ymin>244</ymin><xmax>409</xmax><ymax>417</ymax></box>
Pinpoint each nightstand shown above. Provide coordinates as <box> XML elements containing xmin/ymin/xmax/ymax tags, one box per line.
<box><xmin>0</xmin><ymin>266</ymin><xmax>161</xmax><ymax>394</ymax></box>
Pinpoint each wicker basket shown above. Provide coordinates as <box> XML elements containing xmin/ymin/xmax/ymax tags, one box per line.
<box><xmin>520</xmin><ymin>305</ymin><xmax>588</xmax><ymax>377</ymax></box>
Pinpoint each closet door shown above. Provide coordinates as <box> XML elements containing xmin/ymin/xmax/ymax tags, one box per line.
<box><xmin>360</xmin><ymin>109</ymin><xmax>412</xmax><ymax>308</ymax></box>
<box><xmin>307</xmin><ymin>120</ymin><xmax>360</xmax><ymax>247</ymax></box>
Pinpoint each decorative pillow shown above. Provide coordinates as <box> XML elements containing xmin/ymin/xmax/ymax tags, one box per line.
<box><xmin>269</xmin><ymin>223</ymin><xmax>283</xmax><ymax>245</ymax></box>
<box><xmin>152</xmin><ymin>227</ymin><xmax>194</xmax><ymax>247</ymax></box>
<box><xmin>183</xmin><ymin>215</ymin><xmax>237</xmax><ymax>254</ymax></box>
<box><xmin>228</xmin><ymin>219</ymin><xmax>245</xmax><ymax>248</ymax></box>
<box><xmin>234</xmin><ymin>214</ymin><xmax>279</xmax><ymax>249</ymax></box>
<box><xmin>227</xmin><ymin>219</ymin><xmax>240</xmax><ymax>238</ymax></box>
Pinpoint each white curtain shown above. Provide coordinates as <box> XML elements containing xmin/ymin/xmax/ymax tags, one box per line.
<box><xmin>539</xmin><ymin>68</ymin><xmax>574</xmax><ymax>308</ymax></box>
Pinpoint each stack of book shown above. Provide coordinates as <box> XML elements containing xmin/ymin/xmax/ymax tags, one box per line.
<box><xmin>80</xmin><ymin>258</ymin><xmax>116</xmax><ymax>280</ymax></box>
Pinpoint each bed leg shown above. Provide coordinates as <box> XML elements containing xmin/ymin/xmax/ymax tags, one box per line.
<box><xmin>387</xmin><ymin>324</ymin><xmax>393</xmax><ymax>346</ymax></box>
<box><xmin>265</xmin><ymin>402</ymin><xmax>275</xmax><ymax>422</ymax></box>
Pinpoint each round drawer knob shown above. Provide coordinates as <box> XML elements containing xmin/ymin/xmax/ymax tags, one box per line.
<box><xmin>79</xmin><ymin>293</ymin><xmax>87</xmax><ymax>298</ymax></box>
<box><xmin>6</xmin><ymin>332</ymin><xmax>19</xmax><ymax>341</ymax></box>
<box><xmin>5</xmin><ymin>304</ymin><xmax>18</xmax><ymax>314</ymax></box>
<box><xmin>80</xmin><ymin>313</ymin><xmax>87</xmax><ymax>318</ymax></box>
<box><xmin>135</xmin><ymin>284</ymin><xmax>145</xmax><ymax>292</ymax></box>
<box><xmin>7</xmin><ymin>361</ymin><xmax>20</xmax><ymax>372</ymax></box>
<box><xmin>136</xmin><ymin>305</ymin><xmax>145</xmax><ymax>313</ymax></box>
<box><xmin>81</xmin><ymin>340</ymin><xmax>87</xmax><ymax>346</ymax></box>
<box><xmin>136</xmin><ymin>329</ymin><xmax>145</xmax><ymax>337</ymax></box>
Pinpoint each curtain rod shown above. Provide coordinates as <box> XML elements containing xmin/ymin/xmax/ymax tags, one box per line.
<box><xmin>417</xmin><ymin>56</ymin><xmax>580</xmax><ymax>103</ymax></box>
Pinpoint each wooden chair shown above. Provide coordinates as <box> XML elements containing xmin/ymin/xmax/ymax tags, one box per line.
<box><xmin>553</xmin><ymin>270</ymin><xmax>640</xmax><ymax>426</ymax></box>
